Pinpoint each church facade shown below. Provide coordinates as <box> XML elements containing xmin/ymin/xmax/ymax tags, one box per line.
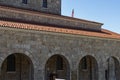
<box><xmin>0</xmin><ymin>0</ymin><xmax>120</xmax><ymax>80</ymax></box>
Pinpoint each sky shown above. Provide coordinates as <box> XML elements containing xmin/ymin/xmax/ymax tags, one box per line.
<box><xmin>62</xmin><ymin>0</ymin><xmax>120</xmax><ymax>34</ymax></box>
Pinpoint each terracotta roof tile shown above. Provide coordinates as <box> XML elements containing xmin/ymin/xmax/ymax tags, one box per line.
<box><xmin>0</xmin><ymin>20</ymin><xmax>120</xmax><ymax>40</ymax></box>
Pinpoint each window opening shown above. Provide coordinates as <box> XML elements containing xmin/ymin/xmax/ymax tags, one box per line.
<box><xmin>56</xmin><ymin>56</ymin><xmax>63</xmax><ymax>70</ymax></box>
<box><xmin>7</xmin><ymin>55</ymin><xmax>16</xmax><ymax>72</ymax></box>
<box><xmin>43</xmin><ymin>0</ymin><xmax>47</xmax><ymax>8</ymax></box>
<box><xmin>22</xmin><ymin>0</ymin><xmax>27</xmax><ymax>4</ymax></box>
<box><xmin>81</xmin><ymin>57</ymin><xmax>87</xmax><ymax>70</ymax></box>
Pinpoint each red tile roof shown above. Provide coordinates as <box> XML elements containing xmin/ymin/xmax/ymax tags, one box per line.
<box><xmin>0</xmin><ymin>20</ymin><xmax>120</xmax><ymax>40</ymax></box>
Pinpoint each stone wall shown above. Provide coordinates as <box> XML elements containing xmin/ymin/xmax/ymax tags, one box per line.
<box><xmin>0</xmin><ymin>27</ymin><xmax>120</xmax><ymax>80</ymax></box>
<box><xmin>0</xmin><ymin>0</ymin><xmax>61</xmax><ymax>14</ymax></box>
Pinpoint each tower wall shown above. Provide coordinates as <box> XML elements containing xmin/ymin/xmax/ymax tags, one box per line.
<box><xmin>0</xmin><ymin>0</ymin><xmax>61</xmax><ymax>15</ymax></box>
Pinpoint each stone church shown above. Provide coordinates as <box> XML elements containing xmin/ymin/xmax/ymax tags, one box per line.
<box><xmin>0</xmin><ymin>0</ymin><xmax>120</xmax><ymax>80</ymax></box>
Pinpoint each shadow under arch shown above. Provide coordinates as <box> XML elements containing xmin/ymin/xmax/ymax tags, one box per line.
<box><xmin>45</xmin><ymin>54</ymin><xmax>70</xmax><ymax>80</ymax></box>
<box><xmin>0</xmin><ymin>53</ymin><xmax>34</xmax><ymax>80</ymax></box>
<box><xmin>79</xmin><ymin>55</ymin><xmax>98</xmax><ymax>80</ymax></box>
<box><xmin>105</xmin><ymin>56</ymin><xmax>120</xmax><ymax>80</ymax></box>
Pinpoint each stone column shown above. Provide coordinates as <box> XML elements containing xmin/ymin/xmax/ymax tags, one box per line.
<box><xmin>34</xmin><ymin>68</ymin><xmax>45</xmax><ymax>80</ymax></box>
<box><xmin>71</xmin><ymin>69</ymin><xmax>77</xmax><ymax>80</ymax></box>
<box><xmin>70</xmin><ymin>60</ymin><xmax>77</xmax><ymax>80</ymax></box>
<box><xmin>0</xmin><ymin>67</ymin><xmax>1</xmax><ymax>76</ymax></box>
<box><xmin>98</xmin><ymin>59</ymin><xmax>106</xmax><ymax>80</ymax></box>
<box><xmin>108</xmin><ymin>58</ymin><xmax>116</xmax><ymax>80</ymax></box>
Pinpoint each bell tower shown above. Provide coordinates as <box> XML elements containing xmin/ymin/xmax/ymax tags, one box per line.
<box><xmin>0</xmin><ymin>0</ymin><xmax>61</xmax><ymax>15</ymax></box>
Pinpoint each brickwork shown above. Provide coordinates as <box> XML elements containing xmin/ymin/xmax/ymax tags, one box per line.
<box><xmin>0</xmin><ymin>27</ymin><xmax>120</xmax><ymax>80</ymax></box>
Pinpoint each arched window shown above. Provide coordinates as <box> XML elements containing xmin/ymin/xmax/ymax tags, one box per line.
<box><xmin>7</xmin><ymin>54</ymin><xmax>16</xmax><ymax>72</ymax></box>
<box><xmin>42</xmin><ymin>0</ymin><xmax>47</xmax><ymax>8</ymax></box>
<box><xmin>45</xmin><ymin>55</ymin><xmax>70</xmax><ymax>80</ymax></box>
<box><xmin>81</xmin><ymin>57</ymin><xmax>87</xmax><ymax>70</ymax></box>
<box><xmin>22</xmin><ymin>0</ymin><xmax>27</xmax><ymax>4</ymax></box>
<box><xmin>56</xmin><ymin>56</ymin><xmax>63</xmax><ymax>70</ymax></box>
<box><xmin>79</xmin><ymin>55</ymin><xmax>98</xmax><ymax>80</ymax></box>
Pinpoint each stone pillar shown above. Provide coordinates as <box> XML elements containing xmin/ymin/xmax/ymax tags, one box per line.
<box><xmin>34</xmin><ymin>68</ymin><xmax>45</xmax><ymax>80</ymax></box>
<box><xmin>108</xmin><ymin>58</ymin><xmax>116</xmax><ymax>80</ymax></box>
<box><xmin>70</xmin><ymin>60</ymin><xmax>77</xmax><ymax>80</ymax></box>
<box><xmin>98</xmin><ymin>60</ymin><xmax>106</xmax><ymax>80</ymax></box>
<box><xmin>71</xmin><ymin>69</ymin><xmax>77</xmax><ymax>80</ymax></box>
<box><xmin>0</xmin><ymin>64</ymin><xmax>1</xmax><ymax>76</ymax></box>
<box><xmin>0</xmin><ymin>60</ymin><xmax>2</xmax><ymax>76</ymax></box>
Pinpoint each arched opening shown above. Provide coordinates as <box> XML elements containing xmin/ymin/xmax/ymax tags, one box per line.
<box><xmin>0</xmin><ymin>53</ymin><xmax>34</xmax><ymax>80</ymax></box>
<box><xmin>105</xmin><ymin>57</ymin><xmax>120</xmax><ymax>80</ymax></box>
<box><xmin>45</xmin><ymin>55</ymin><xmax>70</xmax><ymax>80</ymax></box>
<box><xmin>79</xmin><ymin>55</ymin><xmax>98</xmax><ymax>80</ymax></box>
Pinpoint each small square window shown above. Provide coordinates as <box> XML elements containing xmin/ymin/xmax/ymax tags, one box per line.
<box><xmin>22</xmin><ymin>0</ymin><xmax>27</xmax><ymax>4</ymax></box>
<box><xmin>42</xmin><ymin>0</ymin><xmax>47</xmax><ymax>8</ymax></box>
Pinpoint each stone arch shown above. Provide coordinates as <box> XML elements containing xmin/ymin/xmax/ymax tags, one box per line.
<box><xmin>45</xmin><ymin>54</ymin><xmax>70</xmax><ymax>80</ymax></box>
<box><xmin>0</xmin><ymin>53</ymin><xmax>34</xmax><ymax>80</ymax></box>
<box><xmin>105</xmin><ymin>56</ymin><xmax>120</xmax><ymax>80</ymax></box>
<box><xmin>0</xmin><ymin>49</ymin><xmax>37</xmax><ymax>70</ymax></box>
<box><xmin>79</xmin><ymin>55</ymin><xmax>98</xmax><ymax>80</ymax></box>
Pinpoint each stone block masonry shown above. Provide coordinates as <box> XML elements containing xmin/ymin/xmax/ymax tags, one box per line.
<box><xmin>0</xmin><ymin>27</ymin><xmax>120</xmax><ymax>80</ymax></box>
<box><xmin>0</xmin><ymin>0</ymin><xmax>61</xmax><ymax>15</ymax></box>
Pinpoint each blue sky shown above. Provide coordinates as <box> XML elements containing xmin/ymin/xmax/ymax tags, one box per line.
<box><xmin>62</xmin><ymin>0</ymin><xmax>120</xmax><ymax>34</ymax></box>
